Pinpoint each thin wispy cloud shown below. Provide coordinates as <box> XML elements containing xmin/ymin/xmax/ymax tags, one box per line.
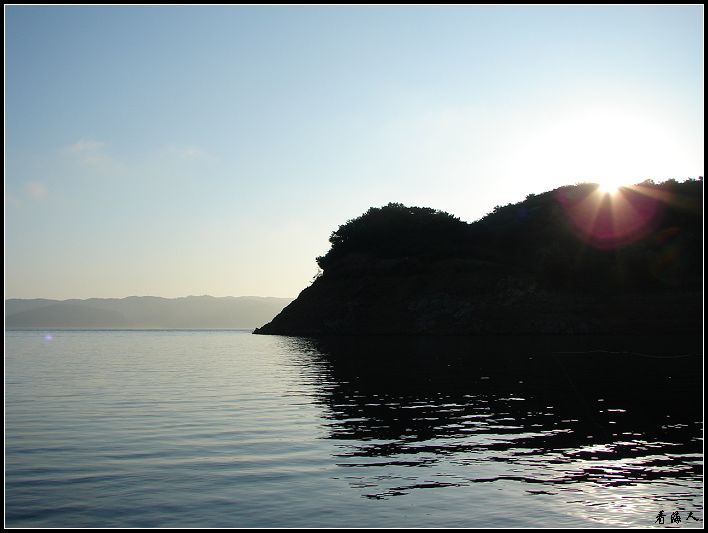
<box><xmin>25</xmin><ymin>181</ymin><xmax>48</xmax><ymax>200</ymax></box>
<box><xmin>165</xmin><ymin>144</ymin><xmax>214</xmax><ymax>162</ymax></box>
<box><xmin>5</xmin><ymin>191</ymin><xmax>21</xmax><ymax>207</ymax></box>
<box><xmin>64</xmin><ymin>138</ymin><xmax>115</xmax><ymax>171</ymax></box>
<box><xmin>66</xmin><ymin>138</ymin><xmax>105</xmax><ymax>153</ymax></box>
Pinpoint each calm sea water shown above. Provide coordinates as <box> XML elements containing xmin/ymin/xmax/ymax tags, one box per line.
<box><xmin>5</xmin><ymin>330</ymin><xmax>703</xmax><ymax>527</ymax></box>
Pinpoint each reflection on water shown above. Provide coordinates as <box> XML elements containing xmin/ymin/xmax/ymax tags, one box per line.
<box><xmin>288</xmin><ymin>335</ymin><xmax>702</xmax><ymax>524</ymax></box>
<box><xmin>5</xmin><ymin>331</ymin><xmax>702</xmax><ymax>527</ymax></box>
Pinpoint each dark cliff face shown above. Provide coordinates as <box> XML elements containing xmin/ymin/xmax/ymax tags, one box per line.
<box><xmin>254</xmin><ymin>180</ymin><xmax>703</xmax><ymax>336</ymax></box>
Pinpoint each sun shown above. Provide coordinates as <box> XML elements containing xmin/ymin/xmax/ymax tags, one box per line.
<box><xmin>597</xmin><ymin>178</ymin><xmax>625</xmax><ymax>195</ymax></box>
<box><xmin>506</xmin><ymin>103</ymin><xmax>689</xmax><ymax>196</ymax></box>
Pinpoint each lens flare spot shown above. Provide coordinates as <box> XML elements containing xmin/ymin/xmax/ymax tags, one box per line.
<box><xmin>556</xmin><ymin>184</ymin><xmax>662</xmax><ymax>249</ymax></box>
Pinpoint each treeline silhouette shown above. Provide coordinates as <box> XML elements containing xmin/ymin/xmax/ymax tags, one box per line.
<box><xmin>316</xmin><ymin>204</ymin><xmax>470</xmax><ymax>270</ymax></box>
<box><xmin>255</xmin><ymin>178</ymin><xmax>702</xmax><ymax>335</ymax></box>
<box><xmin>316</xmin><ymin>179</ymin><xmax>702</xmax><ymax>293</ymax></box>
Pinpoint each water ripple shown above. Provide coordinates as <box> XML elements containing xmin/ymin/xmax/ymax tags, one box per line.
<box><xmin>6</xmin><ymin>331</ymin><xmax>702</xmax><ymax>527</ymax></box>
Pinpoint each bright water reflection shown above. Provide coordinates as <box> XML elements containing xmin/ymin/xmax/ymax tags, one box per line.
<box><xmin>5</xmin><ymin>331</ymin><xmax>702</xmax><ymax>527</ymax></box>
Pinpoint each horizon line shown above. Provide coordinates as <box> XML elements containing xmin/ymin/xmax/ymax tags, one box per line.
<box><xmin>5</xmin><ymin>294</ymin><xmax>296</xmax><ymax>302</ymax></box>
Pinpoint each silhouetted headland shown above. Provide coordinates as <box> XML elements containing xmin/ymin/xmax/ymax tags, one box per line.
<box><xmin>254</xmin><ymin>179</ymin><xmax>702</xmax><ymax>336</ymax></box>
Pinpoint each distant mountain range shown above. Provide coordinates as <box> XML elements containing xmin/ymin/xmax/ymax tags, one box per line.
<box><xmin>5</xmin><ymin>296</ymin><xmax>293</xmax><ymax>329</ymax></box>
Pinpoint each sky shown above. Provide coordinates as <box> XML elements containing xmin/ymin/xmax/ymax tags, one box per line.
<box><xmin>5</xmin><ymin>6</ymin><xmax>704</xmax><ymax>300</ymax></box>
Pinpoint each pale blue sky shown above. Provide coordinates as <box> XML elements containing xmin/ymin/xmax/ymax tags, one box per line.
<box><xmin>5</xmin><ymin>6</ymin><xmax>703</xmax><ymax>299</ymax></box>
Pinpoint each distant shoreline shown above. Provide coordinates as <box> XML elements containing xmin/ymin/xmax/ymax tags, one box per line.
<box><xmin>5</xmin><ymin>327</ymin><xmax>257</xmax><ymax>332</ymax></box>
<box><xmin>6</xmin><ymin>295</ymin><xmax>293</xmax><ymax>330</ymax></box>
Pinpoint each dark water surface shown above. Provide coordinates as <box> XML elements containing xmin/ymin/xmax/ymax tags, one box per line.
<box><xmin>5</xmin><ymin>330</ymin><xmax>703</xmax><ymax>527</ymax></box>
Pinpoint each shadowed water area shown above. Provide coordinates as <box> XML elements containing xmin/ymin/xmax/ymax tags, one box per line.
<box><xmin>5</xmin><ymin>330</ymin><xmax>702</xmax><ymax>527</ymax></box>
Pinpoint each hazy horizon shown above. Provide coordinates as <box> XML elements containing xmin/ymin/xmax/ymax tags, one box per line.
<box><xmin>5</xmin><ymin>6</ymin><xmax>704</xmax><ymax>300</ymax></box>
<box><xmin>5</xmin><ymin>294</ymin><xmax>294</xmax><ymax>329</ymax></box>
<box><xmin>5</xmin><ymin>294</ymin><xmax>297</xmax><ymax>301</ymax></box>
